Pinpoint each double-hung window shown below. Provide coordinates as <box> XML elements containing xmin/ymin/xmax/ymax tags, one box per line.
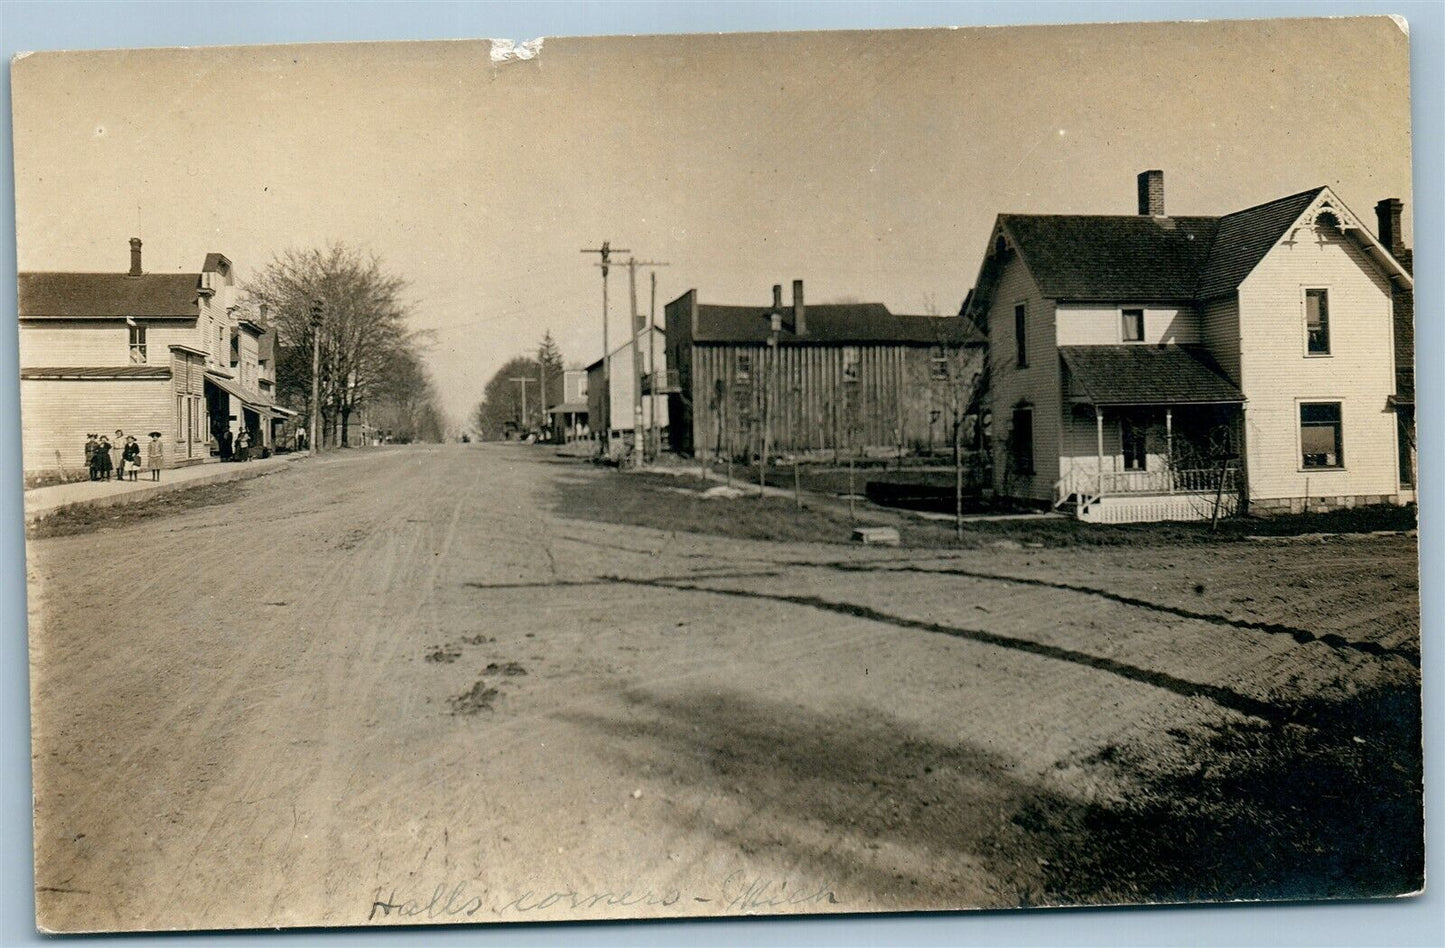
<box><xmin>1014</xmin><ymin>304</ymin><xmax>1028</xmax><ymax>368</ymax></box>
<box><xmin>1305</xmin><ymin>289</ymin><xmax>1330</xmax><ymax>355</ymax></box>
<box><xmin>128</xmin><ymin>323</ymin><xmax>147</xmax><ymax>363</ymax></box>
<box><xmin>1300</xmin><ymin>402</ymin><xmax>1343</xmax><ymax>468</ymax></box>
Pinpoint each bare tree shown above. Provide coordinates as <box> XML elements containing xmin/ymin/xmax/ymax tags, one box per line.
<box><xmin>245</xmin><ymin>243</ymin><xmax>415</xmax><ymax>447</ymax></box>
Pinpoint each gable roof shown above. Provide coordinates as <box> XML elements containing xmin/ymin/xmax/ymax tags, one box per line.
<box><xmin>989</xmin><ymin>186</ymin><xmax>1411</xmax><ymax>307</ymax></box>
<box><xmin>18</xmin><ymin>272</ymin><xmax>203</xmax><ymax>319</ymax></box>
<box><xmin>692</xmin><ymin>302</ymin><xmax>982</xmax><ymax>345</ymax></box>
<box><xmin>1060</xmin><ymin>345</ymin><xmax>1244</xmax><ymax>406</ymax></box>
<box><xmin>1194</xmin><ymin>188</ymin><xmax>1326</xmax><ymax>298</ymax></box>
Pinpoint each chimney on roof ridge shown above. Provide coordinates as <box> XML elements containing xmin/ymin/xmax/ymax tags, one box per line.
<box><xmin>1137</xmin><ymin>170</ymin><xmax>1165</xmax><ymax>217</ymax></box>
<box><xmin>1375</xmin><ymin>198</ymin><xmax>1404</xmax><ymax>255</ymax></box>
<box><xmin>772</xmin><ymin>283</ymin><xmax>783</xmax><ymax>312</ymax></box>
<box><xmin>792</xmin><ymin>279</ymin><xmax>806</xmax><ymax>336</ymax></box>
<box><xmin>128</xmin><ymin>237</ymin><xmax>142</xmax><ymax>276</ymax></box>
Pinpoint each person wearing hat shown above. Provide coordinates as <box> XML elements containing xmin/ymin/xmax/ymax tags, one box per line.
<box><xmin>121</xmin><ymin>435</ymin><xmax>141</xmax><ymax>482</ymax></box>
<box><xmin>146</xmin><ymin>431</ymin><xmax>164</xmax><ymax>481</ymax></box>
<box><xmin>85</xmin><ymin>433</ymin><xmax>100</xmax><ymax>480</ymax></box>
<box><xmin>95</xmin><ymin>435</ymin><xmax>114</xmax><ymax>481</ymax></box>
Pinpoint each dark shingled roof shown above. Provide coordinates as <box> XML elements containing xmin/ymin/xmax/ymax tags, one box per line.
<box><xmin>1001</xmin><ymin>215</ymin><xmax>1219</xmax><ymax>300</ymax></box>
<box><xmin>1061</xmin><ymin>345</ymin><xmax>1244</xmax><ymax>406</ymax></box>
<box><xmin>20</xmin><ymin>365</ymin><xmax>172</xmax><ymax>380</ymax></box>
<box><xmin>1195</xmin><ymin>188</ymin><xmax>1327</xmax><ymax>298</ymax></box>
<box><xmin>1000</xmin><ymin>187</ymin><xmax>1328</xmax><ymax>302</ymax></box>
<box><xmin>694</xmin><ymin>303</ymin><xmax>982</xmax><ymax>345</ymax></box>
<box><xmin>18</xmin><ymin>272</ymin><xmax>202</xmax><ymax>319</ymax></box>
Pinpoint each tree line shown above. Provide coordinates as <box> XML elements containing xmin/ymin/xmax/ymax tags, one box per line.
<box><xmin>245</xmin><ymin>243</ymin><xmax>447</xmax><ymax>446</ymax></box>
<box><xmin>471</xmin><ymin>331</ymin><xmax>567</xmax><ymax>440</ymax></box>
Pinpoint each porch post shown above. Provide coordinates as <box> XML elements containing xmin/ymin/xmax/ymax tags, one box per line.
<box><xmin>1166</xmin><ymin>407</ymin><xmax>1174</xmax><ymax>493</ymax></box>
<box><xmin>1095</xmin><ymin>406</ymin><xmax>1104</xmax><ymax>496</ymax></box>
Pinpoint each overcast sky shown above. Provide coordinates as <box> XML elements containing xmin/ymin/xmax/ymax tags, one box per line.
<box><xmin>11</xmin><ymin>16</ymin><xmax>1412</xmax><ymax>426</ymax></box>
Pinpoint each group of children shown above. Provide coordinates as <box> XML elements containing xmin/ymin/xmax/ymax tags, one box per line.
<box><xmin>85</xmin><ymin>429</ymin><xmax>163</xmax><ymax>482</ymax></box>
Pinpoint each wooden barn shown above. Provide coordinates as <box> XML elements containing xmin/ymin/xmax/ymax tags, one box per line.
<box><xmin>663</xmin><ymin>281</ymin><xmax>985</xmax><ymax>461</ymax></box>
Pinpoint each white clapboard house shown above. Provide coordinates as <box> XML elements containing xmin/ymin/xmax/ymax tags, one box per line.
<box><xmin>18</xmin><ymin>238</ymin><xmax>290</xmax><ymax>475</ymax></box>
<box><xmin>964</xmin><ymin>171</ymin><xmax>1415</xmax><ymax>523</ymax></box>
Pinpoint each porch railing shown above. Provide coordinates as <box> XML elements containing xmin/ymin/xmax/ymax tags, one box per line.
<box><xmin>1056</xmin><ymin>465</ymin><xmax>1237</xmax><ymax>504</ymax></box>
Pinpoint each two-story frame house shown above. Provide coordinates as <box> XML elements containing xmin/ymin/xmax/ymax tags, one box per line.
<box><xmin>18</xmin><ymin>239</ymin><xmax>282</xmax><ymax>474</ymax></box>
<box><xmin>965</xmin><ymin>172</ymin><xmax>1414</xmax><ymax>522</ymax></box>
<box><xmin>547</xmin><ymin>367</ymin><xmax>590</xmax><ymax>444</ymax></box>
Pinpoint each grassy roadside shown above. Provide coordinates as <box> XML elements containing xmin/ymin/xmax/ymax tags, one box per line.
<box><xmin>26</xmin><ymin>481</ymin><xmax>245</xmax><ymax>540</ymax></box>
<box><xmin>552</xmin><ymin>467</ymin><xmax>1418</xmax><ymax>549</ymax></box>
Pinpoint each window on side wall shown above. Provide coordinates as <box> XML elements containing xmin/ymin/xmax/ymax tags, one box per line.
<box><xmin>1300</xmin><ymin>402</ymin><xmax>1343</xmax><ymax>468</ymax></box>
<box><xmin>930</xmin><ymin>346</ymin><xmax>949</xmax><ymax>381</ymax></box>
<box><xmin>843</xmin><ymin>347</ymin><xmax>861</xmax><ymax>382</ymax></box>
<box><xmin>1121</xmin><ymin>308</ymin><xmax>1145</xmax><ymax>343</ymax></box>
<box><xmin>735</xmin><ymin>353</ymin><xmax>752</xmax><ymax>383</ymax></box>
<box><xmin>128</xmin><ymin>323</ymin><xmax>147</xmax><ymax>363</ymax></box>
<box><xmin>1011</xmin><ymin>406</ymin><xmax>1034</xmax><ymax>475</ymax></box>
<box><xmin>1305</xmin><ymin>289</ymin><xmax>1330</xmax><ymax>355</ymax></box>
<box><xmin>1014</xmin><ymin>304</ymin><xmax>1028</xmax><ymax>367</ymax></box>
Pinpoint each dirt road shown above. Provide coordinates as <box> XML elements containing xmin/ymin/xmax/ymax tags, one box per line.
<box><xmin>27</xmin><ymin>444</ymin><xmax>1421</xmax><ymax>931</ymax></box>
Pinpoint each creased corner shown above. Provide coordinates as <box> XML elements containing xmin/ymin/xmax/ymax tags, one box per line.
<box><xmin>490</xmin><ymin>38</ymin><xmax>544</xmax><ymax>65</ymax></box>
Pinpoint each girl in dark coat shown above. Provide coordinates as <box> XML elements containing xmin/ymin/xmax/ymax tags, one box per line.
<box><xmin>122</xmin><ymin>436</ymin><xmax>141</xmax><ymax>481</ymax></box>
<box><xmin>86</xmin><ymin>434</ymin><xmax>100</xmax><ymax>480</ymax></box>
<box><xmin>95</xmin><ymin>436</ymin><xmax>114</xmax><ymax>480</ymax></box>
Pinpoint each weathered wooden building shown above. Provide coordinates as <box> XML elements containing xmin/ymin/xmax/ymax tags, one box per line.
<box><xmin>663</xmin><ymin>280</ymin><xmax>984</xmax><ymax>460</ymax></box>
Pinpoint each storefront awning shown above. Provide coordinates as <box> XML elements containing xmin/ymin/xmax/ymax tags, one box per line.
<box><xmin>1060</xmin><ymin>345</ymin><xmax>1245</xmax><ymax>407</ymax></box>
<box><xmin>205</xmin><ymin>371</ymin><xmax>285</xmax><ymax>419</ymax></box>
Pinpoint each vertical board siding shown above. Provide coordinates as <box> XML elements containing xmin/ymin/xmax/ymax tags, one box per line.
<box><xmin>1237</xmin><ymin>224</ymin><xmax>1399</xmax><ymax>503</ymax></box>
<box><xmin>685</xmin><ymin>342</ymin><xmax>978</xmax><ymax>459</ymax></box>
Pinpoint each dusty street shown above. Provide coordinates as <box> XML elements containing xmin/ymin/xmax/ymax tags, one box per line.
<box><xmin>28</xmin><ymin>444</ymin><xmax>1421</xmax><ymax>931</ymax></box>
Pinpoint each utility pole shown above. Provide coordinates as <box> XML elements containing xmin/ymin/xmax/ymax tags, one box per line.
<box><xmin>622</xmin><ymin>257</ymin><xmax>669</xmax><ymax>468</ymax></box>
<box><xmin>581</xmin><ymin>242</ymin><xmax>629</xmax><ymax>451</ymax></box>
<box><xmin>509</xmin><ymin>377</ymin><xmax>535</xmax><ymax>435</ymax></box>
<box><xmin>309</xmin><ymin>300</ymin><xmax>323</xmax><ymax>456</ymax></box>
<box><xmin>762</xmin><ymin>286</ymin><xmax>784</xmax><ymax>496</ymax></box>
<box><xmin>648</xmin><ymin>271</ymin><xmax>659</xmax><ymax>461</ymax></box>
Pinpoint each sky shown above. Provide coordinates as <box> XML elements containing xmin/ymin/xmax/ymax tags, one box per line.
<box><xmin>10</xmin><ymin>16</ymin><xmax>1413</xmax><ymax>427</ymax></box>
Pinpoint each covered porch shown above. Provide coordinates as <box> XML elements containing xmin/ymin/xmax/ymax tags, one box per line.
<box><xmin>1055</xmin><ymin>345</ymin><xmax>1245</xmax><ymax>523</ymax></box>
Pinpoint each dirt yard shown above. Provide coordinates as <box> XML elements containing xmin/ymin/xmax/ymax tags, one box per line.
<box><xmin>26</xmin><ymin>444</ymin><xmax>1422</xmax><ymax>931</ymax></box>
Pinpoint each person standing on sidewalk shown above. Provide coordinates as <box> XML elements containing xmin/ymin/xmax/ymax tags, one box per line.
<box><xmin>111</xmin><ymin>429</ymin><xmax>125</xmax><ymax>478</ymax></box>
<box><xmin>122</xmin><ymin>436</ymin><xmax>141</xmax><ymax>482</ymax></box>
<box><xmin>147</xmin><ymin>431</ymin><xmax>163</xmax><ymax>481</ymax></box>
<box><xmin>85</xmin><ymin>434</ymin><xmax>100</xmax><ymax>480</ymax></box>
<box><xmin>96</xmin><ymin>435</ymin><xmax>113</xmax><ymax>481</ymax></box>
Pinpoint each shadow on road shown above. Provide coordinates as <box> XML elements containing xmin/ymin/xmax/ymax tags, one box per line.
<box><xmin>565</xmin><ymin>682</ymin><xmax>1423</xmax><ymax>909</ymax></box>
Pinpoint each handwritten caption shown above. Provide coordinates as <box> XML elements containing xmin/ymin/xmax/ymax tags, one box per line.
<box><xmin>367</xmin><ymin>872</ymin><xmax>839</xmax><ymax>921</ymax></box>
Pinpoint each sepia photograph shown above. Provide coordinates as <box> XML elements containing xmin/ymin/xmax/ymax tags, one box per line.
<box><xmin>8</xmin><ymin>9</ymin><xmax>1426</xmax><ymax>937</ymax></box>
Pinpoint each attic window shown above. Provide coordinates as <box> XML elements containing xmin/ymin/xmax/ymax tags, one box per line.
<box><xmin>1314</xmin><ymin>210</ymin><xmax>1341</xmax><ymax>232</ymax></box>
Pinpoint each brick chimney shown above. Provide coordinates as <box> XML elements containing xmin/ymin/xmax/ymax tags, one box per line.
<box><xmin>1375</xmin><ymin>198</ymin><xmax>1404</xmax><ymax>255</ymax></box>
<box><xmin>772</xmin><ymin>283</ymin><xmax>783</xmax><ymax>311</ymax></box>
<box><xmin>792</xmin><ymin>279</ymin><xmax>806</xmax><ymax>336</ymax></box>
<box><xmin>1137</xmin><ymin>170</ymin><xmax>1165</xmax><ymax>217</ymax></box>
<box><xmin>128</xmin><ymin>237</ymin><xmax>143</xmax><ymax>276</ymax></box>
